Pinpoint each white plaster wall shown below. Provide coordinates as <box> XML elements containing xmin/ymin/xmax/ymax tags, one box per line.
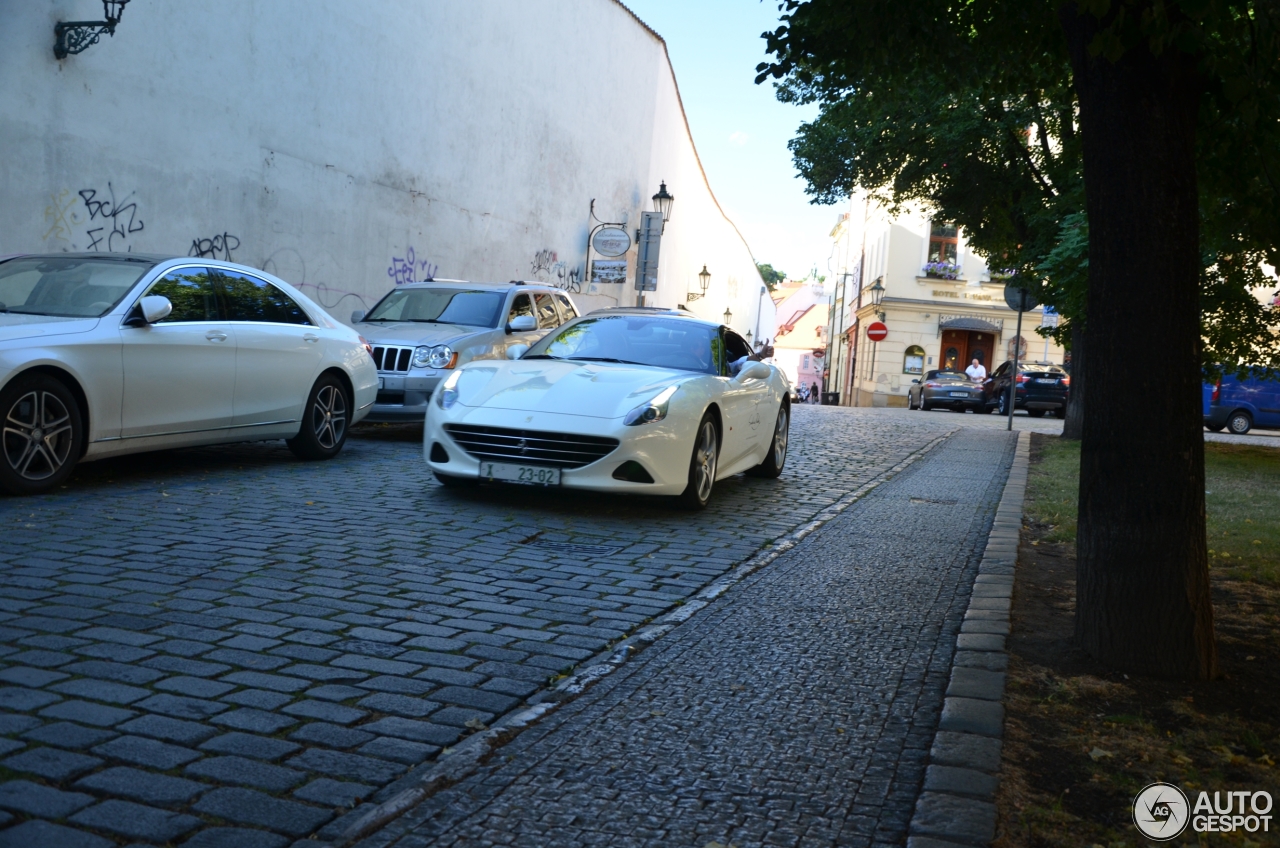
<box><xmin>1</xmin><ymin>0</ymin><xmax>772</xmax><ymax>338</ymax></box>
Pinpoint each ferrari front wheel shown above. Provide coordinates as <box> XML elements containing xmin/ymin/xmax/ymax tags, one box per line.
<box><xmin>676</xmin><ymin>413</ymin><xmax>719</xmax><ymax>510</ymax></box>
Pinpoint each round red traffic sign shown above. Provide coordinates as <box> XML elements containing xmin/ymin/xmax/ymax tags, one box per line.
<box><xmin>866</xmin><ymin>321</ymin><xmax>888</xmax><ymax>341</ymax></box>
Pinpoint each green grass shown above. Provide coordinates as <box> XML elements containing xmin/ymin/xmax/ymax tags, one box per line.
<box><xmin>1025</xmin><ymin>437</ymin><xmax>1280</xmax><ymax>584</ymax></box>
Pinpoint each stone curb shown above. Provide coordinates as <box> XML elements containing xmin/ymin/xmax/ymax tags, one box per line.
<box><xmin>325</xmin><ymin>430</ymin><xmax>960</xmax><ymax>848</ymax></box>
<box><xmin>906</xmin><ymin>429</ymin><xmax>1029</xmax><ymax>848</ymax></box>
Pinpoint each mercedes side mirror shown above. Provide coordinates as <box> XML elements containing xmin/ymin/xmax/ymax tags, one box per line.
<box><xmin>507</xmin><ymin>314</ymin><xmax>537</xmax><ymax>334</ymax></box>
<box><xmin>506</xmin><ymin>344</ymin><xmax>530</xmax><ymax>360</ymax></box>
<box><xmin>351</xmin><ymin>310</ymin><xmax>366</xmax><ymax>323</ymax></box>
<box><xmin>124</xmin><ymin>295</ymin><xmax>172</xmax><ymax>327</ymax></box>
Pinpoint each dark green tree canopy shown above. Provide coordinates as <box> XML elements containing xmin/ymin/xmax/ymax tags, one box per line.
<box><xmin>756</xmin><ymin>262</ymin><xmax>787</xmax><ymax>290</ymax></box>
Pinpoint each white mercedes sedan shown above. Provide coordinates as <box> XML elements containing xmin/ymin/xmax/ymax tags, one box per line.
<box><xmin>423</xmin><ymin>307</ymin><xmax>791</xmax><ymax>509</ymax></box>
<box><xmin>0</xmin><ymin>253</ymin><xmax>377</xmax><ymax>495</ymax></box>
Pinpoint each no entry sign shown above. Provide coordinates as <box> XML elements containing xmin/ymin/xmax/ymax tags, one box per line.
<box><xmin>866</xmin><ymin>321</ymin><xmax>888</xmax><ymax>341</ymax></box>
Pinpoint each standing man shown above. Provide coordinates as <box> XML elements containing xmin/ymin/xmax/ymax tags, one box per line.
<box><xmin>965</xmin><ymin>357</ymin><xmax>987</xmax><ymax>383</ymax></box>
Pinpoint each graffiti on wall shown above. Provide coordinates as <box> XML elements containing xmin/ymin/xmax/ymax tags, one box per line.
<box><xmin>388</xmin><ymin>246</ymin><xmax>438</xmax><ymax>286</ymax></box>
<box><xmin>530</xmin><ymin>249</ymin><xmax>583</xmax><ymax>293</ymax></box>
<box><xmin>42</xmin><ymin>190</ymin><xmax>83</xmax><ymax>244</ymax></box>
<box><xmin>262</xmin><ymin>247</ymin><xmax>372</xmax><ymax>315</ymax></box>
<box><xmin>79</xmin><ymin>183</ymin><xmax>145</xmax><ymax>252</ymax></box>
<box><xmin>189</xmin><ymin>232</ymin><xmax>241</xmax><ymax>261</ymax></box>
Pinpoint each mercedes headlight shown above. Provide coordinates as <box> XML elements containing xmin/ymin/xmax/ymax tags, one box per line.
<box><xmin>624</xmin><ymin>385</ymin><xmax>678</xmax><ymax>426</ymax></box>
<box><xmin>413</xmin><ymin>345</ymin><xmax>457</xmax><ymax>369</ymax></box>
<box><xmin>436</xmin><ymin>369</ymin><xmax>463</xmax><ymax>410</ymax></box>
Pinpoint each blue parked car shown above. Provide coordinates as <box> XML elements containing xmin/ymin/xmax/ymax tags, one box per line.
<box><xmin>1204</xmin><ymin>370</ymin><xmax>1280</xmax><ymax>434</ymax></box>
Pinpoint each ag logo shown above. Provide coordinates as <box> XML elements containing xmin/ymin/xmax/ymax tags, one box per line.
<box><xmin>1133</xmin><ymin>782</ymin><xmax>1190</xmax><ymax>841</ymax></box>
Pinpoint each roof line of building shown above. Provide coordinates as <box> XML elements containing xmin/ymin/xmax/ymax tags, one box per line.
<box><xmin>611</xmin><ymin>0</ymin><xmax>767</xmax><ymax>288</ymax></box>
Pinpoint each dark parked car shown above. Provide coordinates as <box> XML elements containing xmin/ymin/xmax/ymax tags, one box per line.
<box><xmin>1204</xmin><ymin>370</ymin><xmax>1280</xmax><ymax>435</ymax></box>
<box><xmin>983</xmin><ymin>361</ymin><xmax>1069</xmax><ymax>417</ymax></box>
<box><xmin>908</xmin><ymin>369</ymin><xmax>985</xmax><ymax>412</ymax></box>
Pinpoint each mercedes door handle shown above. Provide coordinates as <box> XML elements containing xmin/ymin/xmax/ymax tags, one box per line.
<box><xmin>205</xmin><ymin>331</ymin><xmax>228</xmax><ymax>342</ymax></box>
<box><xmin>303</xmin><ymin>334</ymin><xmax>319</xmax><ymax>343</ymax></box>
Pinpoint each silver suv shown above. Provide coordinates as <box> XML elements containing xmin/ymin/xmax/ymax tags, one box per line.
<box><xmin>353</xmin><ymin>280</ymin><xmax>579</xmax><ymax>422</ymax></box>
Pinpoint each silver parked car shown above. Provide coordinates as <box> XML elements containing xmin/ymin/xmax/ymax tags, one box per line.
<box><xmin>352</xmin><ymin>280</ymin><xmax>580</xmax><ymax>422</ymax></box>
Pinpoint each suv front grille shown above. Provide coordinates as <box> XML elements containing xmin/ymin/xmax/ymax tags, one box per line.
<box><xmin>443</xmin><ymin>424</ymin><xmax>620</xmax><ymax>469</ymax></box>
<box><xmin>372</xmin><ymin>345</ymin><xmax>414</xmax><ymax>373</ymax></box>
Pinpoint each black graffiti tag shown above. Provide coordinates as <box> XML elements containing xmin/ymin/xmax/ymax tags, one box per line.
<box><xmin>189</xmin><ymin>233</ymin><xmax>241</xmax><ymax>261</ymax></box>
<box><xmin>79</xmin><ymin>183</ymin><xmax>143</xmax><ymax>252</ymax></box>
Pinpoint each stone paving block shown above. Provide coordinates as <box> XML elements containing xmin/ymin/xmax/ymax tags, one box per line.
<box><xmin>213</xmin><ymin>708</ymin><xmax>298</xmax><ymax>734</ymax></box>
<box><xmin>305</xmin><ymin>683</ymin><xmax>368</xmax><ymax>702</ymax></box>
<box><xmin>51</xmin><ymin>678</ymin><xmax>152</xmax><ymax>705</ymax></box>
<box><xmin>141</xmin><ymin>655</ymin><xmax>230</xmax><ymax>677</ymax></box>
<box><xmin>93</xmin><ymin>734</ymin><xmax>201</xmax><ymax>770</ymax></box>
<box><xmin>431</xmin><ymin>705</ymin><xmax>495</xmax><ymax>727</ymax></box>
<box><xmin>923</xmin><ymin>765</ymin><xmax>1000</xmax><ymax>799</ymax></box>
<box><xmin>135</xmin><ymin>693</ymin><xmax>229</xmax><ymax>720</ymax></box>
<box><xmin>293</xmin><ymin>777</ymin><xmax>376</xmax><ymax>808</ymax></box>
<box><xmin>283</xmin><ymin>664</ymin><xmax>368</xmax><ymax>682</ymax></box>
<box><xmin>70</xmin><ymin>798</ymin><xmax>202</xmax><ymax>842</ymax></box>
<box><xmin>356</xmin><ymin>692</ymin><xmax>438</xmax><ymax>718</ymax></box>
<box><xmin>929</xmin><ymin>731</ymin><xmax>1003</xmax><ymax>773</ymax></box>
<box><xmin>0</xmin><ymin>779</ymin><xmax>95</xmax><ymax>818</ymax></box>
<box><xmin>357</xmin><ymin>736</ymin><xmax>439</xmax><ymax>765</ymax></box>
<box><xmin>39</xmin><ymin>700</ymin><xmax>135</xmax><ymax>727</ymax></box>
<box><xmin>481</xmin><ymin>677</ymin><xmax>541</xmax><ymax>698</ymax></box>
<box><xmin>356</xmin><ymin>674</ymin><xmax>437</xmax><ymax>695</ymax></box>
<box><xmin>186</xmin><ymin>755</ymin><xmax>306</xmax><ymax>792</ymax></box>
<box><xmin>959</xmin><ymin>618</ymin><xmax>1009</xmax><ymax>636</ymax></box>
<box><xmin>179</xmin><ymin>826</ymin><xmax>291</xmax><ymax>848</ymax></box>
<box><xmin>286</xmin><ymin>748</ymin><xmax>404</xmax><ymax>784</ymax></box>
<box><xmin>0</xmin><ymin>685</ymin><xmax>61</xmax><ymax>711</ymax></box>
<box><xmin>76</xmin><ymin>766</ymin><xmax>209</xmax><ymax>805</ymax></box>
<box><xmin>0</xmin><ymin>666</ymin><xmax>69</xmax><ymax>687</ymax></box>
<box><xmin>939</xmin><ymin>697</ymin><xmax>1005</xmax><ymax>738</ymax></box>
<box><xmin>154</xmin><ymin>675</ymin><xmax>237</xmax><ymax>698</ymax></box>
<box><xmin>910</xmin><ymin>792</ymin><xmax>997</xmax><ymax>843</ymax></box>
<box><xmin>0</xmin><ymin>739</ymin><xmax>22</xmax><ymax>757</ymax></box>
<box><xmin>3</xmin><ymin>746</ymin><xmax>103</xmax><ymax>780</ymax></box>
<box><xmin>223</xmin><ymin>689</ymin><xmax>293</xmax><ymax>710</ymax></box>
<box><xmin>282</xmin><ymin>699</ymin><xmax>366</xmax><ymax>725</ymax></box>
<box><xmin>946</xmin><ymin>667</ymin><xmax>1007</xmax><ymax>701</ymax></box>
<box><xmin>204</xmin><ymin>648</ymin><xmax>292</xmax><ymax>670</ymax></box>
<box><xmin>432</xmin><ymin>685</ymin><xmax>521</xmax><ymax>713</ymax></box>
<box><xmin>118</xmin><ymin>713</ymin><xmax>219</xmax><ymax>745</ymax></box>
<box><xmin>951</xmin><ymin>650</ymin><xmax>1008</xmax><ymax>672</ymax></box>
<box><xmin>966</xmin><ymin>597</ymin><xmax>1011</xmax><ymax>613</ymax></box>
<box><xmin>23</xmin><ymin>721</ymin><xmax>117</xmax><ymax>749</ymax></box>
<box><xmin>0</xmin><ymin>820</ymin><xmax>114</xmax><ymax>848</ymax></box>
<box><xmin>200</xmin><ymin>732</ymin><xmax>301</xmax><ymax>761</ymax></box>
<box><xmin>332</xmin><ymin>654</ymin><xmax>420</xmax><ymax>676</ymax></box>
<box><xmin>288</xmin><ymin>722</ymin><xmax>375</xmax><ymax>749</ymax></box>
<box><xmin>954</xmin><ymin>633</ymin><xmax>1005</xmax><ymax>652</ymax></box>
<box><xmin>193</xmin><ymin>787</ymin><xmax>333</xmax><ymax>837</ymax></box>
<box><xmin>360</xmin><ymin>716</ymin><xmax>465</xmax><ymax>746</ymax></box>
<box><xmin>221</xmin><ymin>670</ymin><xmax>310</xmax><ymax>692</ymax></box>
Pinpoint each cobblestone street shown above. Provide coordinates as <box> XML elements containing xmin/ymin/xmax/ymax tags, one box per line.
<box><xmin>0</xmin><ymin>406</ymin><xmax>976</xmax><ymax>847</ymax></box>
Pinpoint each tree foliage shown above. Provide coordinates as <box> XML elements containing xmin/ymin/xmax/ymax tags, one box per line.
<box><xmin>756</xmin><ymin>262</ymin><xmax>787</xmax><ymax>290</ymax></box>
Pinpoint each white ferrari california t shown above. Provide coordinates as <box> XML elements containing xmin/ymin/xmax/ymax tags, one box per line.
<box><xmin>423</xmin><ymin>307</ymin><xmax>791</xmax><ymax>508</ymax></box>
<box><xmin>0</xmin><ymin>253</ymin><xmax>378</xmax><ymax>495</ymax></box>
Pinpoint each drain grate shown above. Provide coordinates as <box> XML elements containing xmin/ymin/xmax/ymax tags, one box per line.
<box><xmin>528</xmin><ymin>540</ymin><xmax>625</xmax><ymax>558</ymax></box>
<box><xmin>909</xmin><ymin>497</ymin><xmax>958</xmax><ymax>505</ymax></box>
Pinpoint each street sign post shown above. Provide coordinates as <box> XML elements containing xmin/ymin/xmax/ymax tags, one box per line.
<box><xmin>634</xmin><ymin>211</ymin><xmax>662</xmax><ymax>303</ymax></box>
<box><xmin>865</xmin><ymin>321</ymin><xmax>888</xmax><ymax>341</ymax></box>
<box><xmin>1003</xmin><ymin>284</ymin><xmax>1039</xmax><ymax>432</ymax></box>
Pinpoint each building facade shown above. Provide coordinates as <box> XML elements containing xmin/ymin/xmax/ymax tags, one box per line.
<box><xmin>2</xmin><ymin>0</ymin><xmax>774</xmax><ymax>338</ymax></box>
<box><xmin>824</xmin><ymin>195</ymin><xmax>1066</xmax><ymax>407</ymax></box>
<box><xmin>770</xmin><ymin>279</ymin><xmax>828</xmax><ymax>396</ymax></box>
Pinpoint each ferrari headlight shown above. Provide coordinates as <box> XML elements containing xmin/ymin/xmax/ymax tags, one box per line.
<box><xmin>413</xmin><ymin>345</ymin><xmax>457</xmax><ymax>369</ymax></box>
<box><xmin>437</xmin><ymin>369</ymin><xmax>463</xmax><ymax>410</ymax></box>
<box><xmin>624</xmin><ymin>385</ymin><xmax>678</xmax><ymax>426</ymax></box>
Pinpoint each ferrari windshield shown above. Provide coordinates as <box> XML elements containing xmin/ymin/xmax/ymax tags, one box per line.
<box><xmin>0</xmin><ymin>256</ymin><xmax>154</xmax><ymax>318</ymax></box>
<box><xmin>365</xmin><ymin>288</ymin><xmax>505</xmax><ymax>327</ymax></box>
<box><xmin>523</xmin><ymin>315</ymin><xmax>721</xmax><ymax>374</ymax></box>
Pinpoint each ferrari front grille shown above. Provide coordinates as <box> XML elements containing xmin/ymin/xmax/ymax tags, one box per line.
<box><xmin>443</xmin><ymin>424</ymin><xmax>620</xmax><ymax>469</ymax></box>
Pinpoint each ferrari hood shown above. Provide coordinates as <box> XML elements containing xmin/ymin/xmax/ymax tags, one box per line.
<box><xmin>455</xmin><ymin>359</ymin><xmax>690</xmax><ymax>419</ymax></box>
<box><xmin>0</xmin><ymin>314</ymin><xmax>99</xmax><ymax>343</ymax></box>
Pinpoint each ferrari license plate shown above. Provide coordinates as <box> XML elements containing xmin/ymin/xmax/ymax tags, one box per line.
<box><xmin>479</xmin><ymin>462</ymin><xmax>561</xmax><ymax>486</ymax></box>
<box><xmin>949</xmin><ymin>391</ymin><xmax>969</xmax><ymax>398</ymax></box>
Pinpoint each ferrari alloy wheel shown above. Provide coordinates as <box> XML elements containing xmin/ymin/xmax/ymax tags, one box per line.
<box><xmin>0</xmin><ymin>373</ymin><xmax>84</xmax><ymax>496</ymax></box>
<box><xmin>747</xmin><ymin>404</ymin><xmax>789</xmax><ymax>479</ymax></box>
<box><xmin>677</xmin><ymin>413</ymin><xmax>719</xmax><ymax>510</ymax></box>
<box><xmin>287</xmin><ymin>374</ymin><xmax>351</xmax><ymax>460</ymax></box>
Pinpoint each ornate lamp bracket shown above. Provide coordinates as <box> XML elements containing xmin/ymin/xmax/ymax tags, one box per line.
<box><xmin>54</xmin><ymin>0</ymin><xmax>130</xmax><ymax>59</ymax></box>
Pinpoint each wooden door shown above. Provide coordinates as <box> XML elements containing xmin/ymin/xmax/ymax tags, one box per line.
<box><xmin>940</xmin><ymin>329</ymin><xmax>968</xmax><ymax>371</ymax></box>
<box><xmin>967</xmin><ymin>331</ymin><xmax>993</xmax><ymax>371</ymax></box>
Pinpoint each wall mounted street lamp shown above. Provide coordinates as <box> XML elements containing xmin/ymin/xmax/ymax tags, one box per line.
<box><xmin>652</xmin><ymin>181</ymin><xmax>674</xmax><ymax>231</ymax></box>
<box><xmin>723</xmin><ymin>307</ymin><xmax>733</xmax><ymax>326</ymax></box>
<box><xmin>688</xmin><ymin>265</ymin><xmax>711</xmax><ymax>301</ymax></box>
<box><xmin>54</xmin><ymin>0</ymin><xmax>130</xmax><ymax>59</ymax></box>
<box><xmin>869</xmin><ymin>278</ymin><xmax>886</xmax><ymax>322</ymax></box>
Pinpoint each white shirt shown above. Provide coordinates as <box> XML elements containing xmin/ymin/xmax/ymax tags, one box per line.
<box><xmin>965</xmin><ymin>363</ymin><xmax>987</xmax><ymax>381</ymax></box>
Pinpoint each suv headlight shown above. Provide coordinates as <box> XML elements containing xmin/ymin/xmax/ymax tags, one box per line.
<box><xmin>436</xmin><ymin>369</ymin><xmax>463</xmax><ymax>410</ymax></box>
<box><xmin>624</xmin><ymin>385</ymin><xmax>678</xmax><ymax>426</ymax></box>
<box><xmin>413</xmin><ymin>345</ymin><xmax>457</xmax><ymax>369</ymax></box>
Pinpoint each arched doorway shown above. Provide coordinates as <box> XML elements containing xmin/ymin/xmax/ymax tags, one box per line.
<box><xmin>939</xmin><ymin>329</ymin><xmax>995</xmax><ymax>372</ymax></box>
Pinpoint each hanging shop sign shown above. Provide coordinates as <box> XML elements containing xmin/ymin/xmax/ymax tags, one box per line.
<box><xmin>592</xmin><ymin>227</ymin><xmax>631</xmax><ymax>257</ymax></box>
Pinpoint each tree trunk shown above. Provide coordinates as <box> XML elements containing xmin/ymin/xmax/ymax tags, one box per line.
<box><xmin>1059</xmin><ymin>5</ymin><xmax>1217</xmax><ymax>678</ymax></box>
<box><xmin>1061</xmin><ymin>323</ymin><xmax>1084</xmax><ymax>441</ymax></box>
